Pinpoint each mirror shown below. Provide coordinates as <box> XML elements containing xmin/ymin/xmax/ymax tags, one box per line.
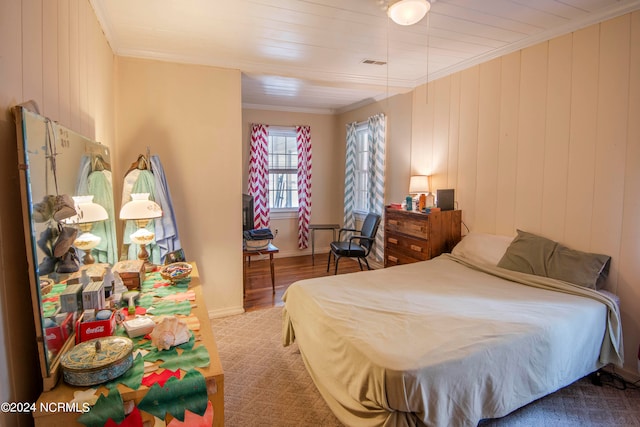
<box><xmin>14</xmin><ymin>106</ymin><xmax>117</xmax><ymax>390</ymax></box>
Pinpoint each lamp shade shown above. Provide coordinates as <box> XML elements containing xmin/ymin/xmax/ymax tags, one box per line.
<box><xmin>409</xmin><ymin>175</ymin><xmax>430</xmax><ymax>194</ymax></box>
<box><xmin>63</xmin><ymin>195</ymin><xmax>108</xmax><ymax>224</ymax></box>
<box><xmin>119</xmin><ymin>193</ymin><xmax>162</xmax><ymax>220</ymax></box>
<box><xmin>388</xmin><ymin>0</ymin><xmax>430</xmax><ymax>26</ymax></box>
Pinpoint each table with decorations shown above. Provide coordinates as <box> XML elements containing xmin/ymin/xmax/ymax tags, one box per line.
<box><xmin>33</xmin><ymin>262</ymin><xmax>224</xmax><ymax>427</ymax></box>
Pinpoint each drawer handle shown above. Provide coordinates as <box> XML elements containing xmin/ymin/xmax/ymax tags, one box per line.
<box><xmin>388</xmin><ymin>219</ymin><xmax>399</xmax><ymax>226</ymax></box>
<box><xmin>410</xmin><ymin>245</ymin><xmax>423</xmax><ymax>252</ymax></box>
<box><xmin>388</xmin><ymin>255</ymin><xmax>398</xmax><ymax>263</ymax></box>
<box><xmin>388</xmin><ymin>237</ymin><xmax>398</xmax><ymax>245</ymax></box>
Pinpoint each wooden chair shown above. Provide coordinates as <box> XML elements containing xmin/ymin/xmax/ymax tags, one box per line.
<box><xmin>327</xmin><ymin>213</ymin><xmax>381</xmax><ymax>275</ymax></box>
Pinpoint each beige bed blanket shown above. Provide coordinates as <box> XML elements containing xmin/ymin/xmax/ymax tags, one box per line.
<box><xmin>282</xmin><ymin>254</ymin><xmax>623</xmax><ymax>427</ymax></box>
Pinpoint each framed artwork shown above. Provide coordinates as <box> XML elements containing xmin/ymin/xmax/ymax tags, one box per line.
<box><xmin>164</xmin><ymin>249</ymin><xmax>186</xmax><ymax>264</ymax></box>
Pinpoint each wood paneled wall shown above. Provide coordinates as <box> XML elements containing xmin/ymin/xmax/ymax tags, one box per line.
<box><xmin>411</xmin><ymin>12</ymin><xmax>640</xmax><ymax>376</ymax></box>
<box><xmin>0</xmin><ymin>1</ymin><xmax>115</xmax><ymax>425</ymax></box>
<box><xmin>17</xmin><ymin>0</ymin><xmax>115</xmax><ymax>142</ymax></box>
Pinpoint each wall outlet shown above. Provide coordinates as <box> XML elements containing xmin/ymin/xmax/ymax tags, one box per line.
<box><xmin>274</xmin><ymin>229</ymin><xmax>279</xmax><ymax>236</ymax></box>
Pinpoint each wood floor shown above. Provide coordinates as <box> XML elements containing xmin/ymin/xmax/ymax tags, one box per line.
<box><xmin>243</xmin><ymin>252</ymin><xmax>366</xmax><ymax>311</ymax></box>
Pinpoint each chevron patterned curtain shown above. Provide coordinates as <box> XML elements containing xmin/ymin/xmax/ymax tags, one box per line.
<box><xmin>343</xmin><ymin>122</ymin><xmax>357</xmax><ymax>232</ymax></box>
<box><xmin>367</xmin><ymin>113</ymin><xmax>386</xmax><ymax>261</ymax></box>
<box><xmin>296</xmin><ymin>126</ymin><xmax>312</xmax><ymax>249</ymax></box>
<box><xmin>248</xmin><ymin>124</ymin><xmax>270</xmax><ymax>229</ymax></box>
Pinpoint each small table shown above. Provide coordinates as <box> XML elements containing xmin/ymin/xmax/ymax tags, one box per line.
<box><xmin>243</xmin><ymin>243</ymin><xmax>279</xmax><ymax>295</ymax></box>
<box><xmin>309</xmin><ymin>224</ymin><xmax>341</xmax><ymax>265</ymax></box>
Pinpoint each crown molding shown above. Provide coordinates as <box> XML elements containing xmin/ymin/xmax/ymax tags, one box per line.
<box><xmin>242</xmin><ymin>103</ymin><xmax>336</xmax><ymax>115</ymax></box>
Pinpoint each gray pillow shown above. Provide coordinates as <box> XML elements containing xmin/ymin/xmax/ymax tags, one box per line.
<box><xmin>497</xmin><ymin>230</ymin><xmax>611</xmax><ymax>289</ymax></box>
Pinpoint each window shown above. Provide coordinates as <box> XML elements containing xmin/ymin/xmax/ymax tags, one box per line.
<box><xmin>268</xmin><ymin>127</ymin><xmax>298</xmax><ymax>209</ymax></box>
<box><xmin>354</xmin><ymin>123</ymin><xmax>370</xmax><ymax>212</ymax></box>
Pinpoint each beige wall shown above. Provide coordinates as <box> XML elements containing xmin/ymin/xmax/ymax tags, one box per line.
<box><xmin>242</xmin><ymin>109</ymin><xmax>341</xmax><ymax>257</ymax></box>
<box><xmin>0</xmin><ymin>1</ymin><xmax>115</xmax><ymax>425</ymax></box>
<box><xmin>410</xmin><ymin>12</ymin><xmax>640</xmax><ymax>377</ymax></box>
<box><xmin>115</xmin><ymin>57</ymin><xmax>244</xmax><ymax>317</ymax></box>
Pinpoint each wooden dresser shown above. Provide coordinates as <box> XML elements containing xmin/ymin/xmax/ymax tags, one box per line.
<box><xmin>384</xmin><ymin>207</ymin><xmax>462</xmax><ymax>267</ymax></box>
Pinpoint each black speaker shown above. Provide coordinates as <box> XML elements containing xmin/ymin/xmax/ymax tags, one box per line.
<box><xmin>436</xmin><ymin>189</ymin><xmax>455</xmax><ymax>211</ymax></box>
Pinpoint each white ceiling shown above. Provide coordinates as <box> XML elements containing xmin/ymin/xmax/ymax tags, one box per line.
<box><xmin>91</xmin><ymin>0</ymin><xmax>640</xmax><ymax>114</ymax></box>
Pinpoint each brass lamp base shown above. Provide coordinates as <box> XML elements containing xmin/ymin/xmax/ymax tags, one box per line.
<box><xmin>137</xmin><ymin>243</ymin><xmax>154</xmax><ymax>272</ymax></box>
<box><xmin>82</xmin><ymin>249</ymin><xmax>95</xmax><ymax>265</ymax></box>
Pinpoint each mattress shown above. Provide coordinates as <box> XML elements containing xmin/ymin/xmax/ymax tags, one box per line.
<box><xmin>282</xmin><ymin>254</ymin><xmax>623</xmax><ymax>427</ymax></box>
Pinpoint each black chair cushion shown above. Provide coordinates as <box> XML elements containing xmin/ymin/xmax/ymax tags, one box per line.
<box><xmin>330</xmin><ymin>241</ymin><xmax>366</xmax><ymax>257</ymax></box>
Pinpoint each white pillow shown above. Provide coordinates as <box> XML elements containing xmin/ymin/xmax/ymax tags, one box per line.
<box><xmin>451</xmin><ymin>232</ymin><xmax>515</xmax><ymax>266</ymax></box>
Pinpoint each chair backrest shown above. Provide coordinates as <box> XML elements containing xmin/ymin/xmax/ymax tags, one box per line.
<box><xmin>360</xmin><ymin>213</ymin><xmax>381</xmax><ymax>250</ymax></box>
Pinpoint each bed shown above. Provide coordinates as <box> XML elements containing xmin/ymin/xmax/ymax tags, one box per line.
<box><xmin>282</xmin><ymin>231</ymin><xmax>623</xmax><ymax>427</ymax></box>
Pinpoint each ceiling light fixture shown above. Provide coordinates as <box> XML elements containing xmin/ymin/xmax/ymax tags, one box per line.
<box><xmin>387</xmin><ymin>0</ymin><xmax>430</xmax><ymax>26</ymax></box>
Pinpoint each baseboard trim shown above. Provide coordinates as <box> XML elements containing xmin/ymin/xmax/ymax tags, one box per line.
<box><xmin>601</xmin><ymin>365</ymin><xmax>640</xmax><ymax>383</ymax></box>
<box><xmin>208</xmin><ymin>306</ymin><xmax>245</xmax><ymax>319</ymax></box>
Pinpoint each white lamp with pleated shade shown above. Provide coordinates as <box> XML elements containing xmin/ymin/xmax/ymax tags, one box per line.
<box><xmin>63</xmin><ymin>195</ymin><xmax>109</xmax><ymax>264</ymax></box>
<box><xmin>119</xmin><ymin>193</ymin><xmax>162</xmax><ymax>271</ymax></box>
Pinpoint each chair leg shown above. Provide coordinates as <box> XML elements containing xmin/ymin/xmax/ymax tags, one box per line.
<box><xmin>334</xmin><ymin>256</ymin><xmax>340</xmax><ymax>275</ymax></box>
<box><xmin>357</xmin><ymin>258</ymin><xmax>364</xmax><ymax>270</ymax></box>
<box><xmin>363</xmin><ymin>257</ymin><xmax>371</xmax><ymax>270</ymax></box>
<box><xmin>327</xmin><ymin>251</ymin><xmax>332</xmax><ymax>273</ymax></box>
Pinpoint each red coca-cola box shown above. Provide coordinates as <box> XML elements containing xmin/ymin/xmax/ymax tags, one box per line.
<box><xmin>45</xmin><ymin>312</ymin><xmax>74</xmax><ymax>355</ymax></box>
<box><xmin>75</xmin><ymin>311</ymin><xmax>116</xmax><ymax>344</ymax></box>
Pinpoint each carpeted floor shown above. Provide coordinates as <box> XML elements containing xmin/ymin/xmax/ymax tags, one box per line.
<box><xmin>212</xmin><ymin>307</ymin><xmax>640</xmax><ymax>427</ymax></box>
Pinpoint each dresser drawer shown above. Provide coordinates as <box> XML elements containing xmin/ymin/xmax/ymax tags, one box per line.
<box><xmin>384</xmin><ymin>247</ymin><xmax>424</xmax><ymax>267</ymax></box>
<box><xmin>385</xmin><ymin>233</ymin><xmax>429</xmax><ymax>261</ymax></box>
<box><xmin>385</xmin><ymin>210</ymin><xmax>429</xmax><ymax>239</ymax></box>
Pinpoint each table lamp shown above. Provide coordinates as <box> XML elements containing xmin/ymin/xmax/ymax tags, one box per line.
<box><xmin>119</xmin><ymin>193</ymin><xmax>162</xmax><ymax>272</ymax></box>
<box><xmin>409</xmin><ymin>175</ymin><xmax>434</xmax><ymax>211</ymax></box>
<box><xmin>63</xmin><ymin>195</ymin><xmax>109</xmax><ymax>264</ymax></box>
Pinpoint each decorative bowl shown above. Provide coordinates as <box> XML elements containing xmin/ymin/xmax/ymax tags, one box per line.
<box><xmin>40</xmin><ymin>277</ymin><xmax>55</xmax><ymax>295</ymax></box>
<box><xmin>245</xmin><ymin>239</ymin><xmax>271</xmax><ymax>250</ymax></box>
<box><xmin>160</xmin><ymin>262</ymin><xmax>192</xmax><ymax>282</ymax></box>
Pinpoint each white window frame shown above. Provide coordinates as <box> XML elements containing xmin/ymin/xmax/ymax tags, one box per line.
<box><xmin>267</xmin><ymin>126</ymin><xmax>298</xmax><ymax>215</ymax></box>
<box><xmin>354</xmin><ymin>122</ymin><xmax>370</xmax><ymax>214</ymax></box>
